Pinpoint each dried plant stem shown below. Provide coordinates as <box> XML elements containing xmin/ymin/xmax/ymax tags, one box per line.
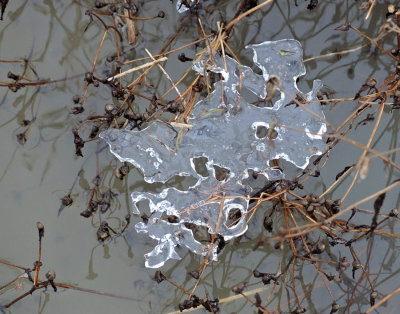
<box><xmin>365</xmin><ymin>0</ymin><xmax>376</xmax><ymax>20</ymax></box>
<box><xmin>351</xmin><ymin>26</ymin><xmax>400</xmax><ymax>63</ymax></box>
<box><xmin>304</xmin><ymin>43</ymin><xmax>369</xmax><ymax>63</ymax></box>
<box><xmin>341</xmin><ymin>103</ymin><xmax>385</xmax><ymax>201</ymax></box>
<box><xmin>225</xmin><ymin>0</ymin><xmax>274</xmax><ymax>31</ymax></box>
<box><xmin>108</xmin><ymin>57</ymin><xmax>168</xmax><ymax>81</ymax></box>
<box><xmin>0</xmin><ymin>275</ymin><xmax>22</xmax><ymax>291</ymax></box>
<box><xmin>189</xmin><ymin>197</ymin><xmax>225</xmax><ymax>298</ymax></box>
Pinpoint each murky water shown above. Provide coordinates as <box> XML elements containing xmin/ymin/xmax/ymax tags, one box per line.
<box><xmin>1</xmin><ymin>1</ymin><xmax>400</xmax><ymax>313</ymax></box>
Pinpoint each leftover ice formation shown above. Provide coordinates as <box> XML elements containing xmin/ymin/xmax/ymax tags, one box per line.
<box><xmin>176</xmin><ymin>0</ymin><xmax>196</xmax><ymax>13</ymax></box>
<box><xmin>100</xmin><ymin>39</ymin><xmax>327</xmax><ymax>268</ymax></box>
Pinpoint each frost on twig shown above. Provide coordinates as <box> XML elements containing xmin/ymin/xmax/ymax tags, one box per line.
<box><xmin>100</xmin><ymin>39</ymin><xmax>326</xmax><ymax>268</ymax></box>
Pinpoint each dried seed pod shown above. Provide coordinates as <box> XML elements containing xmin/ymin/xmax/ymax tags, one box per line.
<box><xmin>306</xmin><ymin>205</ymin><xmax>315</xmax><ymax>214</ymax></box>
<box><xmin>72</xmin><ymin>95</ymin><xmax>80</xmax><ymax>104</ymax></box>
<box><xmin>312</xmin><ymin>243</ymin><xmax>325</xmax><ymax>254</ymax></box>
<box><xmin>263</xmin><ymin>216</ymin><xmax>273</xmax><ymax>232</ymax></box>
<box><xmin>254</xmin><ymin>292</ymin><xmax>262</xmax><ymax>307</ymax></box>
<box><xmin>97</xmin><ymin>229</ymin><xmax>110</xmax><ymax>242</ymax></box>
<box><xmin>7</xmin><ymin>71</ymin><xmax>20</xmax><ymax>80</ymax></box>
<box><xmin>36</xmin><ymin>222</ymin><xmax>45</xmax><ymax>240</ymax></box>
<box><xmin>232</xmin><ymin>282</ymin><xmax>246</xmax><ymax>294</ymax></box>
<box><xmin>352</xmin><ymin>260</ymin><xmax>361</xmax><ymax>279</ymax></box>
<box><xmin>370</xmin><ymin>290</ymin><xmax>378</xmax><ymax>306</ymax></box>
<box><xmin>95</xmin><ymin>1</ymin><xmax>107</xmax><ymax>8</ymax></box>
<box><xmin>61</xmin><ymin>195</ymin><xmax>73</xmax><ymax>206</ymax></box>
<box><xmin>119</xmin><ymin>164</ymin><xmax>130</xmax><ymax>176</ymax></box>
<box><xmin>9</xmin><ymin>85</ymin><xmax>18</xmax><ymax>92</ymax></box>
<box><xmin>84</xmin><ymin>72</ymin><xmax>94</xmax><ymax>83</ymax></box>
<box><xmin>188</xmin><ymin>269</ymin><xmax>200</xmax><ymax>279</ymax></box>
<box><xmin>46</xmin><ymin>270</ymin><xmax>57</xmax><ymax>291</ymax></box>
<box><xmin>154</xmin><ymin>271</ymin><xmax>165</xmax><ymax>283</ymax></box>
<box><xmin>105</xmin><ymin>103</ymin><xmax>116</xmax><ymax>114</ymax></box>
<box><xmin>114</xmin><ymin>168</ymin><xmax>123</xmax><ymax>180</ymax></box>
<box><xmin>330</xmin><ymin>302</ymin><xmax>340</xmax><ymax>313</ymax></box>
<box><xmin>80</xmin><ymin>210</ymin><xmax>92</xmax><ymax>218</ymax></box>
<box><xmin>72</xmin><ymin>106</ymin><xmax>84</xmax><ymax>114</ymax></box>
<box><xmin>292</xmin><ymin>307</ymin><xmax>306</xmax><ymax>313</ymax></box>
<box><xmin>298</xmin><ymin>198</ymin><xmax>308</xmax><ymax>206</ymax></box>
<box><xmin>157</xmin><ymin>10</ymin><xmax>165</xmax><ymax>18</ymax></box>
<box><xmin>389</xmin><ymin>208</ymin><xmax>399</xmax><ymax>217</ymax></box>
<box><xmin>253</xmin><ymin>269</ymin><xmax>262</xmax><ymax>278</ymax></box>
<box><xmin>141</xmin><ymin>213</ymin><xmax>149</xmax><ymax>224</ymax></box>
<box><xmin>366</xmin><ymin>78</ymin><xmax>377</xmax><ymax>88</ymax></box>
<box><xmin>167</xmin><ymin>215</ymin><xmax>179</xmax><ymax>223</ymax></box>
<box><xmin>340</xmin><ymin>257</ymin><xmax>350</xmax><ymax>269</ymax></box>
<box><xmin>324</xmin><ymin>199</ymin><xmax>334</xmax><ymax>211</ymax></box>
<box><xmin>45</xmin><ymin>270</ymin><xmax>56</xmax><ymax>281</ymax></box>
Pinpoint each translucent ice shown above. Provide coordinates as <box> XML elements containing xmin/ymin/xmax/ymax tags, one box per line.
<box><xmin>176</xmin><ymin>0</ymin><xmax>196</xmax><ymax>13</ymax></box>
<box><xmin>100</xmin><ymin>39</ymin><xmax>326</xmax><ymax>268</ymax></box>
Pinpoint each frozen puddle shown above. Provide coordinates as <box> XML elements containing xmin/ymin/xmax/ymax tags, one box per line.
<box><xmin>100</xmin><ymin>39</ymin><xmax>326</xmax><ymax>268</ymax></box>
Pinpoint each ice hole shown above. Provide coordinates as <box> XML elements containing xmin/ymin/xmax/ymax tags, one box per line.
<box><xmin>213</xmin><ymin>165</ymin><xmax>231</xmax><ymax>182</ymax></box>
<box><xmin>226</xmin><ymin>208</ymin><xmax>242</xmax><ymax>227</ymax></box>
<box><xmin>256</xmin><ymin>125</ymin><xmax>268</xmax><ymax>138</ymax></box>
<box><xmin>192</xmin><ymin>156</ymin><xmax>209</xmax><ymax>177</ymax></box>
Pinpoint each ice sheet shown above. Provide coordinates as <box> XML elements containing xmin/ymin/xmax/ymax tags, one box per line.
<box><xmin>100</xmin><ymin>39</ymin><xmax>326</xmax><ymax>268</ymax></box>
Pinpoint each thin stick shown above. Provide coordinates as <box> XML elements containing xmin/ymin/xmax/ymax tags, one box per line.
<box><xmin>145</xmin><ymin>49</ymin><xmax>181</xmax><ymax>96</ymax></box>
<box><xmin>365</xmin><ymin>0</ymin><xmax>376</xmax><ymax>20</ymax></box>
<box><xmin>107</xmin><ymin>57</ymin><xmax>167</xmax><ymax>81</ymax></box>
<box><xmin>225</xmin><ymin>0</ymin><xmax>274</xmax><ymax>32</ymax></box>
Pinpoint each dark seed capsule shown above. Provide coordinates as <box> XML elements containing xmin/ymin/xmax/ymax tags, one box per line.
<box><xmin>306</xmin><ymin>205</ymin><xmax>315</xmax><ymax>214</ymax></box>
<box><xmin>141</xmin><ymin>213</ymin><xmax>149</xmax><ymax>224</ymax></box>
<box><xmin>330</xmin><ymin>303</ymin><xmax>340</xmax><ymax>313</ymax></box>
<box><xmin>72</xmin><ymin>106</ymin><xmax>84</xmax><ymax>114</ymax></box>
<box><xmin>352</xmin><ymin>261</ymin><xmax>361</xmax><ymax>270</ymax></box>
<box><xmin>95</xmin><ymin>1</ymin><xmax>107</xmax><ymax>8</ymax></box>
<box><xmin>389</xmin><ymin>208</ymin><xmax>399</xmax><ymax>217</ymax></box>
<box><xmin>9</xmin><ymin>85</ymin><xmax>18</xmax><ymax>93</ymax></box>
<box><xmin>119</xmin><ymin>164</ymin><xmax>130</xmax><ymax>176</ymax></box>
<box><xmin>253</xmin><ymin>269</ymin><xmax>261</xmax><ymax>278</ymax></box>
<box><xmin>154</xmin><ymin>271</ymin><xmax>164</xmax><ymax>283</ymax></box>
<box><xmin>312</xmin><ymin>243</ymin><xmax>325</xmax><ymax>254</ymax></box>
<box><xmin>36</xmin><ymin>222</ymin><xmax>45</xmax><ymax>239</ymax></box>
<box><xmin>188</xmin><ymin>269</ymin><xmax>200</xmax><ymax>279</ymax></box>
<box><xmin>263</xmin><ymin>216</ymin><xmax>273</xmax><ymax>232</ymax></box>
<box><xmin>7</xmin><ymin>71</ymin><xmax>19</xmax><ymax>80</ymax></box>
<box><xmin>61</xmin><ymin>195</ymin><xmax>73</xmax><ymax>206</ymax></box>
<box><xmin>80</xmin><ymin>210</ymin><xmax>92</xmax><ymax>218</ymax></box>
<box><xmin>370</xmin><ymin>290</ymin><xmax>378</xmax><ymax>306</ymax></box>
<box><xmin>105</xmin><ymin>103</ymin><xmax>115</xmax><ymax>114</ymax></box>
<box><xmin>157</xmin><ymin>10</ymin><xmax>165</xmax><ymax>18</ymax></box>
<box><xmin>45</xmin><ymin>270</ymin><xmax>56</xmax><ymax>281</ymax></box>
<box><xmin>114</xmin><ymin>168</ymin><xmax>123</xmax><ymax>180</ymax></box>
<box><xmin>167</xmin><ymin>215</ymin><xmax>179</xmax><ymax>223</ymax></box>
<box><xmin>84</xmin><ymin>72</ymin><xmax>94</xmax><ymax>83</ymax></box>
<box><xmin>232</xmin><ymin>282</ymin><xmax>246</xmax><ymax>294</ymax></box>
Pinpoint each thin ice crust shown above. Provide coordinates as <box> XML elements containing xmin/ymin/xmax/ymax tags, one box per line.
<box><xmin>100</xmin><ymin>39</ymin><xmax>326</xmax><ymax>268</ymax></box>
